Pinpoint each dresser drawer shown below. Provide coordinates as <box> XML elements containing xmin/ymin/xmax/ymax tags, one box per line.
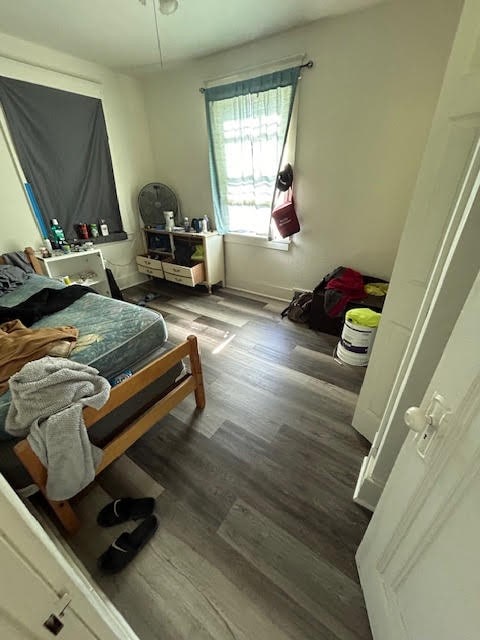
<box><xmin>137</xmin><ymin>265</ymin><xmax>165</xmax><ymax>279</ymax></box>
<box><xmin>137</xmin><ymin>266</ymin><xmax>165</xmax><ymax>279</ymax></box>
<box><xmin>136</xmin><ymin>255</ymin><xmax>163</xmax><ymax>271</ymax></box>
<box><xmin>164</xmin><ymin>273</ymin><xmax>192</xmax><ymax>287</ymax></box>
<box><xmin>163</xmin><ymin>262</ymin><xmax>205</xmax><ymax>287</ymax></box>
<box><xmin>136</xmin><ymin>255</ymin><xmax>164</xmax><ymax>279</ymax></box>
<box><xmin>162</xmin><ymin>262</ymin><xmax>190</xmax><ymax>277</ymax></box>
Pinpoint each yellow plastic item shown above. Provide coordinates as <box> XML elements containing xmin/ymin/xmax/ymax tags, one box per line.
<box><xmin>346</xmin><ymin>308</ymin><xmax>381</xmax><ymax>328</ymax></box>
<box><xmin>364</xmin><ymin>282</ymin><xmax>389</xmax><ymax>296</ymax></box>
<box><xmin>191</xmin><ymin>245</ymin><xmax>205</xmax><ymax>261</ymax></box>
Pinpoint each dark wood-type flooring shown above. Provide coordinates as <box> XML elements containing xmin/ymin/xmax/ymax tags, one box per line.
<box><xmin>70</xmin><ymin>281</ymin><xmax>372</xmax><ymax>640</ymax></box>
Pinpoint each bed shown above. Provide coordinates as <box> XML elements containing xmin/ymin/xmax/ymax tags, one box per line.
<box><xmin>0</xmin><ymin>247</ymin><xmax>205</xmax><ymax>533</ymax></box>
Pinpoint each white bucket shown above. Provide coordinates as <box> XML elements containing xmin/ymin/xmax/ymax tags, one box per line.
<box><xmin>336</xmin><ymin>318</ymin><xmax>377</xmax><ymax>366</ymax></box>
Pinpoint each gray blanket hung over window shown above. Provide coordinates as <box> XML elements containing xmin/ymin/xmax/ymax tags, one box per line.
<box><xmin>0</xmin><ymin>76</ymin><xmax>123</xmax><ymax>241</ymax></box>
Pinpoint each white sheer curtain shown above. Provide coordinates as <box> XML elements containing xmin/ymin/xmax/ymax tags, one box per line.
<box><xmin>205</xmin><ymin>67</ymin><xmax>301</xmax><ymax>236</ymax></box>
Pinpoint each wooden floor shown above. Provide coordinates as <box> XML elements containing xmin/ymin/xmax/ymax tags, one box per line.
<box><xmin>68</xmin><ymin>282</ymin><xmax>372</xmax><ymax>640</ymax></box>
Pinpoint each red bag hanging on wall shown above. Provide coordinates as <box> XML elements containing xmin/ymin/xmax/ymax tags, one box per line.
<box><xmin>271</xmin><ymin>187</ymin><xmax>300</xmax><ymax>238</ymax></box>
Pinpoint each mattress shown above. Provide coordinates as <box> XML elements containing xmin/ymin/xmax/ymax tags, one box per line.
<box><xmin>0</xmin><ymin>274</ymin><xmax>169</xmax><ymax>436</ymax></box>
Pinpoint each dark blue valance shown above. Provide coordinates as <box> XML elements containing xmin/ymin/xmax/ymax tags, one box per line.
<box><xmin>204</xmin><ymin>66</ymin><xmax>301</xmax><ymax>102</ymax></box>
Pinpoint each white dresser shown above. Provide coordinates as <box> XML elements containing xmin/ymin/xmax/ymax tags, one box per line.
<box><xmin>137</xmin><ymin>229</ymin><xmax>224</xmax><ymax>293</ymax></box>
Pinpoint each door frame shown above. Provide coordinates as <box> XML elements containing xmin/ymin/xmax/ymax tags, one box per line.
<box><xmin>0</xmin><ymin>474</ymin><xmax>139</xmax><ymax>639</ymax></box>
<box><xmin>373</xmin><ymin>129</ymin><xmax>480</xmax><ymax>465</ymax></box>
<box><xmin>352</xmin><ymin>0</ymin><xmax>480</xmax><ymax>510</ymax></box>
<box><xmin>354</xmin><ymin>128</ymin><xmax>480</xmax><ymax>510</ymax></box>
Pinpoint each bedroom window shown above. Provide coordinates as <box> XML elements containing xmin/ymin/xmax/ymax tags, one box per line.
<box><xmin>204</xmin><ymin>66</ymin><xmax>301</xmax><ymax>237</ymax></box>
<box><xmin>0</xmin><ymin>76</ymin><xmax>125</xmax><ymax>243</ymax></box>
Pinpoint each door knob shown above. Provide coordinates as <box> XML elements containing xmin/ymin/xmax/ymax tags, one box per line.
<box><xmin>405</xmin><ymin>394</ymin><xmax>450</xmax><ymax>458</ymax></box>
<box><xmin>405</xmin><ymin>394</ymin><xmax>449</xmax><ymax>432</ymax></box>
<box><xmin>404</xmin><ymin>406</ymin><xmax>429</xmax><ymax>432</ymax></box>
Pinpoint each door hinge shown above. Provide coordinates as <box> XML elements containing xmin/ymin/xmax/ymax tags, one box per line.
<box><xmin>43</xmin><ymin>592</ymin><xmax>71</xmax><ymax>636</ymax></box>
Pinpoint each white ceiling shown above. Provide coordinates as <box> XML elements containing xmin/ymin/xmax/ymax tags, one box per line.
<box><xmin>0</xmin><ymin>0</ymin><xmax>383</xmax><ymax>73</ymax></box>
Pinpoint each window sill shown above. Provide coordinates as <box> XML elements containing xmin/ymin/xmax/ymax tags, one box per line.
<box><xmin>224</xmin><ymin>233</ymin><xmax>290</xmax><ymax>252</ymax></box>
<box><xmin>76</xmin><ymin>231</ymin><xmax>128</xmax><ymax>246</ymax></box>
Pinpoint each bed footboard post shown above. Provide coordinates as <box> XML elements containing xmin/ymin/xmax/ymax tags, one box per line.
<box><xmin>24</xmin><ymin>246</ymin><xmax>43</xmax><ymax>275</ymax></box>
<box><xmin>187</xmin><ymin>335</ymin><xmax>206</xmax><ymax>409</ymax></box>
<box><xmin>14</xmin><ymin>440</ymin><xmax>81</xmax><ymax>535</ymax></box>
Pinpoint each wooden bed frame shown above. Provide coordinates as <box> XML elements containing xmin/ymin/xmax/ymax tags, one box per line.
<box><xmin>2</xmin><ymin>247</ymin><xmax>205</xmax><ymax>534</ymax></box>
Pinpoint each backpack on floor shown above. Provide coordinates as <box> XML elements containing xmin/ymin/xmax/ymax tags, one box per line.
<box><xmin>280</xmin><ymin>291</ymin><xmax>313</xmax><ymax>323</ymax></box>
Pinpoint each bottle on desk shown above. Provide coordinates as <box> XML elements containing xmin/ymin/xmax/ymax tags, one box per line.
<box><xmin>89</xmin><ymin>223</ymin><xmax>99</xmax><ymax>238</ymax></box>
<box><xmin>99</xmin><ymin>219</ymin><xmax>109</xmax><ymax>236</ymax></box>
<box><xmin>44</xmin><ymin>238</ymin><xmax>53</xmax><ymax>256</ymax></box>
<box><xmin>50</xmin><ymin>219</ymin><xmax>66</xmax><ymax>249</ymax></box>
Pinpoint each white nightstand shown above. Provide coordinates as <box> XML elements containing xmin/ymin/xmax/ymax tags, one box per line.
<box><xmin>37</xmin><ymin>249</ymin><xmax>111</xmax><ymax>297</ymax></box>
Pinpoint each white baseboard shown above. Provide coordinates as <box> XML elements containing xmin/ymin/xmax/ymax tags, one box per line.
<box><xmin>120</xmin><ymin>273</ymin><xmax>292</xmax><ymax>302</ymax></box>
<box><xmin>352</xmin><ymin>405</ymin><xmax>379</xmax><ymax>444</ymax></box>
<box><xmin>225</xmin><ymin>285</ymin><xmax>289</xmax><ymax>303</ymax></box>
<box><xmin>225</xmin><ymin>279</ymin><xmax>292</xmax><ymax>302</ymax></box>
<box><xmin>118</xmin><ymin>272</ymin><xmax>149</xmax><ymax>290</ymax></box>
<box><xmin>353</xmin><ymin>456</ymin><xmax>384</xmax><ymax>511</ymax></box>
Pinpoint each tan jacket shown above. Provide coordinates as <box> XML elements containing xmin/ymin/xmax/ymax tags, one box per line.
<box><xmin>0</xmin><ymin>320</ymin><xmax>78</xmax><ymax>395</ymax></box>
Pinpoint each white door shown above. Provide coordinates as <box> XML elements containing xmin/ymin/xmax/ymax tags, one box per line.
<box><xmin>0</xmin><ymin>475</ymin><xmax>139</xmax><ymax>639</ymax></box>
<box><xmin>357</xmin><ymin>267</ymin><xmax>480</xmax><ymax>639</ymax></box>
<box><xmin>352</xmin><ymin>0</ymin><xmax>478</xmax><ymax>445</ymax></box>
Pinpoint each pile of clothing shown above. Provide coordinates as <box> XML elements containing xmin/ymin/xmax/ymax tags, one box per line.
<box><xmin>322</xmin><ymin>267</ymin><xmax>367</xmax><ymax>317</ymax></box>
<box><xmin>310</xmin><ymin>267</ymin><xmax>388</xmax><ymax>335</ymax></box>
<box><xmin>281</xmin><ymin>266</ymin><xmax>389</xmax><ymax>336</ymax></box>
<box><xmin>0</xmin><ymin>272</ymin><xmax>96</xmax><ymax>391</ymax></box>
<box><xmin>0</xmin><ymin>261</ymin><xmax>109</xmax><ymax>499</ymax></box>
<box><xmin>7</xmin><ymin>357</ymin><xmax>109</xmax><ymax>500</ymax></box>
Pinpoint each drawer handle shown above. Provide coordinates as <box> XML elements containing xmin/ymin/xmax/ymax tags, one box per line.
<box><xmin>173</xmin><ymin>267</ymin><xmax>182</xmax><ymax>273</ymax></box>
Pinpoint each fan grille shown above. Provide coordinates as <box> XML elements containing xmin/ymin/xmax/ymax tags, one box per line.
<box><xmin>138</xmin><ymin>183</ymin><xmax>179</xmax><ymax>227</ymax></box>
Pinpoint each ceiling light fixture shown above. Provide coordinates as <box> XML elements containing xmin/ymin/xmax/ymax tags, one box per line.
<box><xmin>159</xmin><ymin>0</ymin><xmax>178</xmax><ymax>15</ymax></box>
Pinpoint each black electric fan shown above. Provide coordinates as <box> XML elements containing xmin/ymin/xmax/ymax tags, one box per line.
<box><xmin>138</xmin><ymin>182</ymin><xmax>180</xmax><ymax>227</ymax></box>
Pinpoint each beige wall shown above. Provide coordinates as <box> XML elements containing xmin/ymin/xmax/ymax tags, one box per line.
<box><xmin>142</xmin><ymin>0</ymin><xmax>462</xmax><ymax>299</ymax></box>
<box><xmin>0</xmin><ymin>32</ymin><xmax>157</xmax><ymax>289</ymax></box>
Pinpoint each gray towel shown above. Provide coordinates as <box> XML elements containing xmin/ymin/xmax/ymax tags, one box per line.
<box><xmin>6</xmin><ymin>357</ymin><xmax>110</xmax><ymax>500</ymax></box>
<box><xmin>0</xmin><ymin>264</ymin><xmax>27</xmax><ymax>294</ymax></box>
<box><xmin>2</xmin><ymin>251</ymin><xmax>34</xmax><ymax>274</ymax></box>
